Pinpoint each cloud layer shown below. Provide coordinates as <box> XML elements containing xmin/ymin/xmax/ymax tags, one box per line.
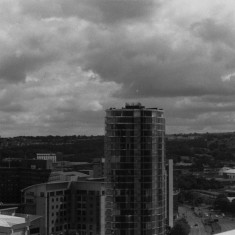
<box><xmin>1</xmin><ymin>0</ymin><xmax>235</xmax><ymax>136</ymax></box>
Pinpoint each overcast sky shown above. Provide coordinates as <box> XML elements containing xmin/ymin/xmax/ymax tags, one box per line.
<box><xmin>1</xmin><ymin>0</ymin><xmax>235</xmax><ymax>136</ymax></box>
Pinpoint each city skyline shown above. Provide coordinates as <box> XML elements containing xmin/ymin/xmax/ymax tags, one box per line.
<box><xmin>1</xmin><ymin>1</ymin><xmax>235</xmax><ymax>136</ymax></box>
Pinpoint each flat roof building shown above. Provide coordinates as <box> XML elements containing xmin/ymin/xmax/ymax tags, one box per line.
<box><xmin>36</xmin><ymin>153</ymin><xmax>57</xmax><ymax>163</ymax></box>
<box><xmin>22</xmin><ymin>181</ymin><xmax>106</xmax><ymax>235</ymax></box>
<box><xmin>0</xmin><ymin>214</ymin><xmax>30</xmax><ymax>235</ymax></box>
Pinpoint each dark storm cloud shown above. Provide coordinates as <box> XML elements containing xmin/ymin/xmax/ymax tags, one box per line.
<box><xmin>0</xmin><ymin>53</ymin><xmax>54</xmax><ymax>82</ymax></box>
<box><xmin>21</xmin><ymin>0</ymin><xmax>159</xmax><ymax>24</ymax></box>
<box><xmin>191</xmin><ymin>18</ymin><xmax>235</xmax><ymax>48</ymax></box>
<box><xmin>0</xmin><ymin>103</ymin><xmax>25</xmax><ymax>113</ymax></box>
<box><xmin>80</xmin><ymin>26</ymin><xmax>235</xmax><ymax>98</ymax></box>
<box><xmin>167</xmin><ymin>99</ymin><xmax>235</xmax><ymax>119</ymax></box>
<box><xmin>18</xmin><ymin>0</ymin><xmax>235</xmax><ymax>99</ymax></box>
<box><xmin>88</xmin><ymin>0</ymin><xmax>158</xmax><ymax>24</ymax></box>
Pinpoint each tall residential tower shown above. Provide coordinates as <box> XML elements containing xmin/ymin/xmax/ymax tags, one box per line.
<box><xmin>105</xmin><ymin>103</ymin><xmax>167</xmax><ymax>235</ymax></box>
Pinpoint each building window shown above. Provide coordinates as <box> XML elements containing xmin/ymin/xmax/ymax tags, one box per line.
<box><xmin>56</xmin><ymin>191</ymin><xmax>63</xmax><ymax>196</ymax></box>
<box><xmin>26</xmin><ymin>199</ymin><xmax>34</xmax><ymax>204</ymax></box>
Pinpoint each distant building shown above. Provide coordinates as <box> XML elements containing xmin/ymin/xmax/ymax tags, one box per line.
<box><xmin>0</xmin><ymin>159</ymin><xmax>53</xmax><ymax>203</ymax></box>
<box><xmin>0</xmin><ymin>157</ymin><xmax>99</xmax><ymax>204</ymax></box>
<box><xmin>22</xmin><ymin>181</ymin><xmax>106</xmax><ymax>235</ymax></box>
<box><xmin>219</xmin><ymin>167</ymin><xmax>232</xmax><ymax>176</ymax></box>
<box><xmin>21</xmin><ymin>159</ymin><xmax>53</xmax><ymax>170</ymax></box>
<box><xmin>36</xmin><ymin>153</ymin><xmax>57</xmax><ymax>163</ymax></box>
<box><xmin>222</xmin><ymin>169</ymin><xmax>235</xmax><ymax>179</ymax></box>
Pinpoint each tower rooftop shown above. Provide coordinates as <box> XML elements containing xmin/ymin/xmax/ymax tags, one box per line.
<box><xmin>125</xmin><ymin>102</ymin><xmax>144</xmax><ymax>109</ymax></box>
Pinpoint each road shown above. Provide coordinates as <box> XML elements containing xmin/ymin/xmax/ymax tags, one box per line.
<box><xmin>179</xmin><ymin>206</ymin><xmax>210</xmax><ymax>235</ymax></box>
<box><xmin>219</xmin><ymin>217</ymin><xmax>235</xmax><ymax>233</ymax></box>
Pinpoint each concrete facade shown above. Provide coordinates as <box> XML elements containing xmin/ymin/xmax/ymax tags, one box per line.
<box><xmin>22</xmin><ymin>181</ymin><xmax>105</xmax><ymax>235</ymax></box>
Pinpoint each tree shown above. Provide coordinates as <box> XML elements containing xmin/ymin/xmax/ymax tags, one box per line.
<box><xmin>170</xmin><ymin>218</ymin><xmax>190</xmax><ymax>235</ymax></box>
<box><xmin>230</xmin><ymin>199</ymin><xmax>235</xmax><ymax>213</ymax></box>
<box><xmin>194</xmin><ymin>196</ymin><xmax>203</xmax><ymax>206</ymax></box>
<box><xmin>214</xmin><ymin>194</ymin><xmax>230</xmax><ymax>212</ymax></box>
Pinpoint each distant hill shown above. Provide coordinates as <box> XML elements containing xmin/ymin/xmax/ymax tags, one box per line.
<box><xmin>1</xmin><ymin>132</ymin><xmax>235</xmax><ymax>164</ymax></box>
<box><xmin>0</xmin><ymin>135</ymin><xmax>104</xmax><ymax>162</ymax></box>
<box><xmin>167</xmin><ymin>132</ymin><xmax>235</xmax><ymax>167</ymax></box>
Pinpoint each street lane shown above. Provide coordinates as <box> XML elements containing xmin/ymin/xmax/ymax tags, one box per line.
<box><xmin>179</xmin><ymin>206</ymin><xmax>210</xmax><ymax>235</ymax></box>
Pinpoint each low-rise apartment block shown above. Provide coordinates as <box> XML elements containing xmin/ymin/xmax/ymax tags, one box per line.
<box><xmin>22</xmin><ymin>181</ymin><xmax>106</xmax><ymax>235</ymax></box>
